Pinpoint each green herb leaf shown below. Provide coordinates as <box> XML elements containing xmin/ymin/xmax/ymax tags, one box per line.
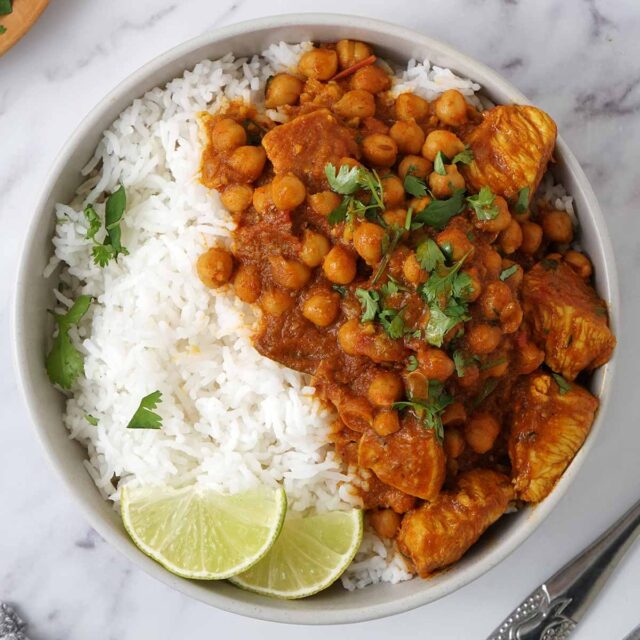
<box><xmin>0</xmin><ymin>0</ymin><xmax>11</xmax><ymax>16</ymax></box>
<box><xmin>327</xmin><ymin>197</ymin><xmax>349</xmax><ymax>225</ymax></box>
<box><xmin>406</xmin><ymin>355</ymin><xmax>419</xmax><ymax>372</ymax></box>
<box><xmin>0</xmin><ymin>25</ymin><xmax>6</xmax><ymax>34</ymax></box>
<box><xmin>404</xmin><ymin>207</ymin><xmax>413</xmax><ymax>231</ymax></box>
<box><xmin>451</xmin><ymin>146</ymin><xmax>474</xmax><ymax>165</ymax></box>
<box><xmin>404</xmin><ymin>172</ymin><xmax>428</xmax><ymax>198</ymax></box>
<box><xmin>424</xmin><ymin>305</ymin><xmax>461</xmax><ymax>347</ymax></box>
<box><xmin>127</xmin><ymin>391</ymin><xmax>163</xmax><ymax>429</ymax></box>
<box><xmin>84</xmin><ymin>205</ymin><xmax>101</xmax><ymax>242</ymax></box>
<box><xmin>413</xmin><ymin>188</ymin><xmax>466</xmax><ymax>230</ymax></box>
<box><xmin>467</xmin><ymin>186</ymin><xmax>499</xmax><ymax>221</ymax></box>
<box><xmin>325</xmin><ymin>163</ymin><xmax>361</xmax><ymax>194</ymax></box>
<box><xmin>371</xmin><ymin>226</ymin><xmax>402</xmax><ymax>285</ymax></box>
<box><xmin>45</xmin><ymin>295</ymin><xmax>92</xmax><ymax>390</ymax></box>
<box><xmin>105</xmin><ymin>185</ymin><xmax>127</xmax><ymax>256</ymax></box>
<box><xmin>416</xmin><ymin>239</ymin><xmax>446</xmax><ymax>272</ymax></box>
<box><xmin>355</xmin><ymin>288</ymin><xmax>380</xmax><ymax>322</ymax></box>
<box><xmin>85</xmin><ymin>414</ymin><xmax>99</xmax><ymax>426</ymax></box>
<box><xmin>419</xmin><ymin>251</ymin><xmax>471</xmax><ymax>305</ymax></box>
<box><xmin>515</xmin><ymin>186</ymin><xmax>530</xmax><ymax>214</ymax></box>
<box><xmin>500</xmin><ymin>264</ymin><xmax>519</xmax><ymax>281</ymax></box>
<box><xmin>332</xmin><ymin>284</ymin><xmax>347</xmax><ymax>297</ymax></box>
<box><xmin>378</xmin><ymin>306</ymin><xmax>406</xmax><ymax>339</ymax></box>
<box><xmin>452</xmin><ymin>350</ymin><xmax>468</xmax><ymax>377</ymax></box>
<box><xmin>434</xmin><ymin>151</ymin><xmax>447</xmax><ymax>176</ymax></box>
<box><xmin>552</xmin><ymin>373</ymin><xmax>572</xmax><ymax>395</ymax></box>
<box><xmin>393</xmin><ymin>382</ymin><xmax>452</xmax><ymax>444</ymax></box>
<box><xmin>473</xmin><ymin>378</ymin><xmax>499</xmax><ymax>408</ymax></box>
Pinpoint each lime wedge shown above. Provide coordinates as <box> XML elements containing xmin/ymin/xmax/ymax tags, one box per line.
<box><xmin>230</xmin><ymin>509</ymin><xmax>363</xmax><ymax>599</ymax></box>
<box><xmin>120</xmin><ymin>484</ymin><xmax>287</xmax><ymax>580</ymax></box>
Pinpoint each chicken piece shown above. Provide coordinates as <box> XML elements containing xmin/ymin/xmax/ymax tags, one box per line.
<box><xmin>261</xmin><ymin>109</ymin><xmax>358</xmax><ymax>192</ymax></box>
<box><xmin>397</xmin><ymin>469</ymin><xmax>513</xmax><ymax>577</ymax></box>
<box><xmin>522</xmin><ymin>258</ymin><xmax>615</xmax><ymax>380</ymax></box>
<box><xmin>358</xmin><ymin>414</ymin><xmax>446</xmax><ymax>500</ymax></box>
<box><xmin>509</xmin><ymin>371</ymin><xmax>598</xmax><ymax>502</ymax></box>
<box><xmin>361</xmin><ymin>473</ymin><xmax>417</xmax><ymax>513</ymax></box>
<box><xmin>461</xmin><ymin>105</ymin><xmax>557</xmax><ymax>201</ymax></box>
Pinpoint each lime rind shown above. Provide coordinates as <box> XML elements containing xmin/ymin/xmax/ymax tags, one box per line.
<box><xmin>230</xmin><ymin>509</ymin><xmax>363</xmax><ymax>599</ymax></box>
<box><xmin>120</xmin><ymin>484</ymin><xmax>287</xmax><ymax>580</ymax></box>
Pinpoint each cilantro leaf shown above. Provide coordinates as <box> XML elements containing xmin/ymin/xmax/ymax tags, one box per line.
<box><xmin>85</xmin><ymin>414</ymin><xmax>98</xmax><ymax>426</ymax></box>
<box><xmin>325</xmin><ymin>163</ymin><xmax>361</xmax><ymax>194</ymax></box>
<box><xmin>451</xmin><ymin>146</ymin><xmax>474</xmax><ymax>165</ymax></box>
<box><xmin>327</xmin><ymin>197</ymin><xmax>349</xmax><ymax>225</ymax></box>
<box><xmin>412</xmin><ymin>188</ymin><xmax>466</xmax><ymax>230</ymax></box>
<box><xmin>393</xmin><ymin>382</ymin><xmax>452</xmax><ymax>444</ymax></box>
<box><xmin>467</xmin><ymin>186</ymin><xmax>499</xmax><ymax>221</ymax></box>
<box><xmin>500</xmin><ymin>264</ymin><xmax>519</xmax><ymax>281</ymax></box>
<box><xmin>0</xmin><ymin>0</ymin><xmax>11</xmax><ymax>16</ymax></box>
<box><xmin>332</xmin><ymin>284</ymin><xmax>347</xmax><ymax>297</ymax></box>
<box><xmin>0</xmin><ymin>26</ymin><xmax>6</xmax><ymax>35</ymax></box>
<box><xmin>378</xmin><ymin>306</ymin><xmax>406</xmax><ymax>339</ymax></box>
<box><xmin>127</xmin><ymin>391</ymin><xmax>163</xmax><ymax>429</ymax></box>
<box><xmin>452</xmin><ymin>349</ymin><xmax>468</xmax><ymax>377</ymax></box>
<box><xmin>419</xmin><ymin>251</ymin><xmax>471</xmax><ymax>305</ymax></box>
<box><xmin>552</xmin><ymin>373</ymin><xmax>572</xmax><ymax>395</ymax></box>
<box><xmin>416</xmin><ymin>239</ymin><xmax>446</xmax><ymax>272</ymax></box>
<box><xmin>45</xmin><ymin>295</ymin><xmax>92</xmax><ymax>389</ymax></box>
<box><xmin>404</xmin><ymin>172</ymin><xmax>428</xmax><ymax>198</ymax></box>
<box><xmin>84</xmin><ymin>205</ymin><xmax>101</xmax><ymax>241</ymax></box>
<box><xmin>434</xmin><ymin>151</ymin><xmax>447</xmax><ymax>176</ymax></box>
<box><xmin>355</xmin><ymin>288</ymin><xmax>380</xmax><ymax>322</ymax></box>
<box><xmin>105</xmin><ymin>185</ymin><xmax>127</xmax><ymax>256</ymax></box>
<box><xmin>424</xmin><ymin>305</ymin><xmax>461</xmax><ymax>347</ymax></box>
<box><xmin>406</xmin><ymin>355</ymin><xmax>419</xmax><ymax>372</ymax></box>
<box><xmin>92</xmin><ymin>244</ymin><xmax>116</xmax><ymax>268</ymax></box>
<box><xmin>515</xmin><ymin>186</ymin><xmax>530</xmax><ymax>214</ymax></box>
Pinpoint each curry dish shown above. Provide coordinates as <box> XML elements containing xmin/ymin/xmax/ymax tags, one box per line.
<box><xmin>195</xmin><ymin>40</ymin><xmax>616</xmax><ymax>578</ymax></box>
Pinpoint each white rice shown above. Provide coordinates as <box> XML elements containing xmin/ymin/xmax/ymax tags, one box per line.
<box><xmin>46</xmin><ymin>42</ymin><xmax>573</xmax><ymax>590</ymax></box>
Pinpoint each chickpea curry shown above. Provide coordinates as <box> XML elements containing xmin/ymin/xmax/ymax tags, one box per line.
<box><xmin>196</xmin><ymin>40</ymin><xmax>616</xmax><ymax>578</ymax></box>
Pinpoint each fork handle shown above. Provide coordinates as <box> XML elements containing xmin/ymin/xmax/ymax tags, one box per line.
<box><xmin>487</xmin><ymin>497</ymin><xmax>640</xmax><ymax>640</ymax></box>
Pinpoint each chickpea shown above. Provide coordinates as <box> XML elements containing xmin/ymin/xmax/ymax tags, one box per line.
<box><xmin>382</xmin><ymin>174</ymin><xmax>405</xmax><ymax>208</ymax></box>
<box><xmin>442</xmin><ymin>402</ymin><xmax>466</xmax><ymax>427</ymax></box>
<box><xmin>353</xmin><ymin>222</ymin><xmax>386</xmax><ymax>265</ymax></box>
<box><xmin>336</xmin><ymin>39</ymin><xmax>372</xmax><ymax>69</ymax></box>
<box><xmin>428</xmin><ymin>165</ymin><xmax>465</xmax><ymax>199</ymax></box>
<box><xmin>265</xmin><ymin>73</ymin><xmax>304</xmax><ymax>108</ymax></box>
<box><xmin>479</xmin><ymin>281</ymin><xmax>513</xmax><ymax>320</ymax></box>
<box><xmin>338</xmin><ymin>395</ymin><xmax>374</xmax><ymax>432</ymax></box>
<box><xmin>220</xmin><ymin>183</ymin><xmax>254</xmax><ymax>214</ymax></box>
<box><xmin>520</xmin><ymin>221</ymin><xmax>543</xmax><ymax>254</ymax></box>
<box><xmin>461</xmin><ymin>268</ymin><xmax>482</xmax><ymax>302</ymax></box>
<box><xmin>444</xmin><ymin>428</ymin><xmax>465</xmax><ymax>459</ymax></box>
<box><xmin>302</xmin><ymin>290</ymin><xmax>341</xmax><ymax>327</ymax></box>
<box><xmin>398</xmin><ymin>155</ymin><xmax>432</xmax><ymax>180</ymax></box>
<box><xmin>308</xmin><ymin>190</ymin><xmax>342</xmax><ymax>217</ymax></box>
<box><xmin>403</xmin><ymin>251</ymin><xmax>427</xmax><ymax>284</ymax></box>
<box><xmin>403</xmin><ymin>370</ymin><xmax>429</xmax><ymax>401</ymax></box>
<box><xmin>369</xmin><ymin>508</ymin><xmax>402</xmax><ymax>539</ymax></box>
<box><xmin>233</xmin><ymin>263</ymin><xmax>261</xmax><ymax>303</ymax></box>
<box><xmin>499</xmin><ymin>219</ymin><xmax>523</xmax><ymax>254</ymax></box>
<box><xmin>417</xmin><ymin>347</ymin><xmax>455</xmax><ymax>382</ymax></box>
<box><xmin>467</xmin><ymin>324</ymin><xmax>502</xmax><ymax>355</ymax></box>
<box><xmin>372</xmin><ymin>409</ymin><xmax>401</xmax><ymax>437</ymax></box>
<box><xmin>382</xmin><ymin>208</ymin><xmax>407</xmax><ymax>229</ymax></box>
<box><xmin>564</xmin><ymin>249</ymin><xmax>592</xmax><ymax>279</ymax></box>
<box><xmin>338</xmin><ymin>318</ymin><xmax>363</xmax><ymax>355</ymax></box>
<box><xmin>271</xmin><ymin>173</ymin><xmax>306</xmax><ymax>210</ymax></box>
<box><xmin>333</xmin><ymin>90</ymin><xmax>376</xmax><ymax>119</ymax></box>
<box><xmin>436</xmin><ymin>228</ymin><xmax>474</xmax><ymax>261</ymax></box>
<box><xmin>351</xmin><ymin>65</ymin><xmax>391</xmax><ymax>93</ymax></box>
<box><xmin>482</xmin><ymin>247</ymin><xmax>504</xmax><ymax>279</ymax></box>
<box><xmin>252</xmin><ymin>183</ymin><xmax>273</xmax><ymax>214</ymax></box>
<box><xmin>362</xmin><ymin>133</ymin><xmax>398</xmax><ymax>167</ymax></box>
<box><xmin>210</xmin><ymin>118</ymin><xmax>246</xmax><ymax>152</ymax></box>
<box><xmin>421</xmin><ymin>130</ymin><xmax>465</xmax><ymax>162</ymax></box>
<box><xmin>268</xmin><ymin>255</ymin><xmax>311</xmax><ymax>290</ymax></box>
<box><xmin>323</xmin><ymin>245</ymin><xmax>357</xmax><ymax>284</ymax></box>
<box><xmin>464</xmin><ymin>414</ymin><xmax>501</xmax><ymax>454</ymax></box>
<box><xmin>395</xmin><ymin>93</ymin><xmax>430</xmax><ymax>121</ymax></box>
<box><xmin>473</xmin><ymin>195</ymin><xmax>512</xmax><ymax>233</ymax></box>
<box><xmin>197</xmin><ymin>247</ymin><xmax>234</xmax><ymax>288</ymax></box>
<box><xmin>542</xmin><ymin>210</ymin><xmax>574</xmax><ymax>244</ymax></box>
<box><xmin>298</xmin><ymin>47</ymin><xmax>338</xmax><ymax>81</ymax></box>
<box><xmin>339</xmin><ymin>156</ymin><xmax>362</xmax><ymax>170</ymax></box>
<box><xmin>457</xmin><ymin>363</ymin><xmax>480</xmax><ymax>389</ymax></box>
<box><xmin>260</xmin><ymin>288</ymin><xmax>294</xmax><ymax>316</ymax></box>
<box><xmin>434</xmin><ymin>89</ymin><xmax>468</xmax><ymax>126</ymax></box>
<box><xmin>227</xmin><ymin>146</ymin><xmax>266</xmax><ymax>183</ymax></box>
<box><xmin>518</xmin><ymin>341</ymin><xmax>545</xmax><ymax>375</ymax></box>
<box><xmin>482</xmin><ymin>357</ymin><xmax>509</xmax><ymax>378</ymax></box>
<box><xmin>367</xmin><ymin>370</ymin><xmax>404</xmax><ymax>407</ymax></box>
<box><xmin>500</xmin><ymin>301</ymin><xmax>524</xmax><ymax>334</ymax></box>
<box><xmin>300</xmin><ymin>230</ymin><xmax>330</xmax><ymax>267</ymax></box>
<box><xmin>389</xmin><ymin>121</ymin><xmax>426</xmax><ymax>155</ymax></box>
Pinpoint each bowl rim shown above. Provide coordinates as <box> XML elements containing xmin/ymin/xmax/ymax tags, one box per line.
<box><xmin>12</xmin><ymin>12</ymin><xmax>619</xmax><ymax>625</ymax></box>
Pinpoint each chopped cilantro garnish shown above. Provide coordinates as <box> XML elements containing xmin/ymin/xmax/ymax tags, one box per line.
<box><xmin>0</xmin><ymin>0</ymin><xmax>11</xmax><ymax>15</ymax></box>
<box><xmin>332</xmin><ymin>284</ymin><xmax>347</xmax><ymax>297</ymax></box>
<box><xmin>552</xmin><ymin>373</ymin><xmax>572</xmax><ymax>395</ymax></box>
<box><xmin>406</xmin><ymin>355</ymin><xmax>419</xmax><ymax>372</ymax></box>
<box><xmin>467</xmin><ymin>186</ymin><xmax>499</xmax><ymax>221</ymax></box>
<box><xmin>500</xmin><ymin>264</ymin><xmax>519</xmax><ymax>281</ymax></box>
<box><xmin>434</xmin><ymin>151</ymin><xmax>447</xmax><ymax>176</ymax></box>
<box><xmin>452</xmin><ymin>349</ymin><xmax>473</xmax><ymax>377</ymax></box>
<box><xmin>0</xmin><ymin>25</ymin><xmax>6</xmax><ymax>34</ymax></box>
<box><xmin>403</xmin><ymin>167</ymin><xmax>429</xmax><ymax>198</ymax></box>
<box><xmin>393</xmin><ymin>381</ymin><xmax>452</xmax><ymax>444</ymax></box>
<box><xmin>416</xmin><ymin>239</ymin><xmax>446</xmax><ymax>272</ymax></box>
<box><xmin>515</xmin><ymin>186</ymin><xmax>530</xmax><ymax>214</ymax></box>
<box><xmin>412</xmin><ymin>188</ymin><xmax>466</xmax><ymax>230</ymax></box>
<box><xmin>85</xmin><ymin>414</ymin><xmax>99</xmax><ymax>426</ymax></box>
<box><xmin>127</xmin><ymin>391</ymin><xmax>163</xmax><ymax>429</ymax></box>
<box><xmin>45</xmin><ymin>295</ymin><xmax>92</xmax><ymax>389</ymax></box>
<box><xmin>451</xmin><ymin>146</ymin><xmax>474</xmax><ymax>165</ymax></box>
<box><xmin>84</xmin><ymin>185</ymin><xmax>129</xmax><ymax>267</ymax></box>
<box><xmin>355</xmin><ymin>288</ymin><xmax>380</xmax><ymax>322</ymax></box>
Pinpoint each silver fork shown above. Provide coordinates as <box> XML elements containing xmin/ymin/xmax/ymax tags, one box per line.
<box><xmin>487</xmin><ymin>497</ymin><xmax>640</xmax><ymax>639</ymax></box>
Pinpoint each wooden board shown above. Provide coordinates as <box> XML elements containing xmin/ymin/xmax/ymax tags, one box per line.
<box><xmin>0</xmin><ymin>0</ymin><xmax>49</xmax><ymax>56</ymax></box>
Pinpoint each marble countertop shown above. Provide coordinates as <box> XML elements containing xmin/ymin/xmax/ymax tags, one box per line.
<box><xmin>1</xmin><ymin>1</ymin><xmax>639</xmax><ymax>638</ymax></box>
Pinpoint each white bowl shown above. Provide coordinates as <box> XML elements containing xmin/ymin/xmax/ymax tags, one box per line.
<box><xmin>13</xmin><ymin>13</ymin><xmax>619</xmax><ymax>625</ymax></box>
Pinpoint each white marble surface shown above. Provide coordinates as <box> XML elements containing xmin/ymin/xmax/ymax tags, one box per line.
<box><xmin>1</xmin><ymin>1</ymin><xmax>639</xmax><ymax>638</ymax></box>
